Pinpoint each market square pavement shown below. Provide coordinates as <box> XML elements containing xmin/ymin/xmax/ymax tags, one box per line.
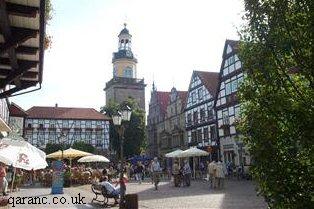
<box><xmin>2</xmin><ymin>179</ymin><xmax>267</xmax><ymax>209</ymax></box>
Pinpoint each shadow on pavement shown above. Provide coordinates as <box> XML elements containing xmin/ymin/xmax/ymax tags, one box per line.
<box><xmin>134</xmin><ymin>179</ymin><xmax>267</xmax><ymax>209</ymax></box>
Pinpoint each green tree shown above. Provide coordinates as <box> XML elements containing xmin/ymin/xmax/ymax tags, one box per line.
<box><xmin>100</xmin><ymin>99</ymin><xmax>147</xmax><ymax>158</ymax></box>
<box><xmin>45</xmin><ymin>141</ymin><xmax>95</xmax><ymax>155</ymax></box>
<box><xmin>72</xmin><ymin>140</ymin><xmax>95</xmax><ymax>154</ymax></box>
<box><xmin>45</xmin><ymin>143</ymin><xmax>68</xmax><ymax>155</ymax></box>
<box><xmin>238</xmin><ymin>0</ymin><xmax>313</xmax><ymax>208</ymax></box>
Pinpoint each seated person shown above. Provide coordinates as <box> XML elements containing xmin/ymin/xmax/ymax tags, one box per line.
<box><xmin>98</xmin><ymin>176</ymin><xmax>120</xmax><ymax>204</ymax></box>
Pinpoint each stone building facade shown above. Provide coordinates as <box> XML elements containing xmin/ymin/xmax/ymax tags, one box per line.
<box><xmin>159</xmin><ymin>88</ymin><xmax>188</xmax><ymax>156</ymax></box>
<box><xmin>104</xmin><ymin>24</ymin><xmax>146</xmax><ymax>110</ymax></box>
<box><xmin>215</xmin><ymin>40</ymin><xmax>249</xmax><ymax>166</ymax></box>
<box><xmin>24</xmin><ymin>105</ymin><xmax>110</xmax><ymax>151</ymax></box>
<box><xmin>147</xmin><ymin>84</ymin><xmax>170</xmax><ymax>157</ymax></box>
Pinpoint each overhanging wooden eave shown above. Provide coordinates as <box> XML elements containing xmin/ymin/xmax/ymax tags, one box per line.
<box><xmin>0</xmin><ymin>0</ymin><xmax>45</xmax><ymax>98</ymax></box>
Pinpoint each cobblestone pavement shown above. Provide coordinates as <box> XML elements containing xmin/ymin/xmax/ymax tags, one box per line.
<box><xmin>3</xmin><ymin>179</ymin><xmax>267</xmax><ymax>209</ymax></box>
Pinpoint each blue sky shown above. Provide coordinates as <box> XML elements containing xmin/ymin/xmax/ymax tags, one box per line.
<box><xmin>12</xmin><ymin>0</ymin><xmax>244</xmax><ymax>111</ymax></box>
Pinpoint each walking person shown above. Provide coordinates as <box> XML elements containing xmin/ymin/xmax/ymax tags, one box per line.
<box><xmin>208</xmin><ymin>160</ymin><xmax>217</xmax><ymax>189</ymax></box>
<box><xmin>182</xmin><ymin>160</ymin><xmax>191</xmax><ymax>187</ymax></box>
<box><xmin>135</xmin><ymin>162</ymin><xmax>144</xmax><ymax>184</ymax></box>
<box><xmin>172</xmin><ymin>161</ymin><xmax>181</xmax><ymax>187</ymax></box>
<box><xmin>148</xmin><ymin>160</ymin><xmax>154</xmax><ymax>184</ymax></box>
<box><xmin>0</xmin><ymin>163</ymin><xmax>8</xmax><ymax>195</ymax></box>
<box><xmin>199</xmin><ymin>161</ymin><xmax>205</xmax><ymax>179</ymax></box>
<box><xmin>151</xmin><ymin>157</ymin><xmax>161</xmax><ymax>190</ymax></box>
<box><xmin>216</xmin><ymin>160</ymin><xmax>226</xmax><ymax>189</ymax></box>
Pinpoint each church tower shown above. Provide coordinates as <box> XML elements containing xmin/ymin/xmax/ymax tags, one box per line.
<box><xmin>104</xmin><ymin>24</ymin><xmax>146</xmax><ymax>110</ymax></box>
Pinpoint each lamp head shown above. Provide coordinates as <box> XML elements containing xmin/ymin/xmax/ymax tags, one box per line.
<box><xmin>112</xmin><ymin>111</ymin><xmax>122</xmax><ymax>125</ymax></box>
<box><xmin>121</xmin><ymin>105</ymin><xmax>132</xmax><ymax>121</ymax></box>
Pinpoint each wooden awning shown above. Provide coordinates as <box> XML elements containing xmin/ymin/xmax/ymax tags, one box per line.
<box><xmin>0</xmin><ymin>0</ymin><xmax>46</xmax><ymax>98</ymax></box>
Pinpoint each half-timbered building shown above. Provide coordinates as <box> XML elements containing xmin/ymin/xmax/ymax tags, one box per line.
<box><xmin>185</xmin><ymin>71</ymin><xmax>219</xmax><ymax>158</ymax></box>
<box><xmin>215</xmin><ymin>40</ymin><xmax>249</xmax><ymax>166</ymax></box>
<box><xmin>24</xmin><ymin>105</ymin><xmax>110</xmax><ymax>151</ymax></box>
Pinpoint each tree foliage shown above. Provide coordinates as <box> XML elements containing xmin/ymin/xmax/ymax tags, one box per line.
<box><xmin>44</xmin><ymin>0</ymin><xmax>53</xmax><ymax>49</ymax></box>
<box><xmin>100</xmin><ymin>99</ymin><xmax>147</xmax><ymax>159</ymax></box>
<box><xmin>45</xmin><ymin>141</ymin><xmax>95</xmax><ymax>155</ymax></box>
<box><xmin>72</xmin><ymin>140</ymin><xmax>96</xmax><ymax>154</ymax></box>
<box><xmin>238</xmin><ymin>0</ymin><xmax>313</xmax><ymax>208</ymax></box>
<box><xmin>45</xmin><ymin>143</ymin><xmax>64</xmax><ymax>155</ymax></box>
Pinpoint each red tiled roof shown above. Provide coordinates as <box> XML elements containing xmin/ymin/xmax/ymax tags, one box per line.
<box><xmin>9</xmin><ymin>102</ymin><xmax>28</xmax><ymax>117</ymax></box>
<box><xmin>26</xmin><ymin>106</ymin><xmax>110</xmax><ymax>120</ymax></box>
<box><xmin>226</xmin><ymin>39</ymin><xmax>239</xmax><ymax>51</ymax></box>
<box><xmin>194</xmin><ymin>71</ymin><xmax>220</xmax><ymax>96</ymax></box>
<box><xmin>156</xmin><ymin>91</ymin><xmax>171</xmax><ymax>114</ymax></box>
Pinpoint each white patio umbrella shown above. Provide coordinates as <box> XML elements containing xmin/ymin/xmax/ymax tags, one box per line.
<box><xmin>78</xmin><ymin>155</ymin><xmax>110</xmax><ymax>163</ymax></box>
<box><xmin>0</xmin><ymin>137</ymin><xmax>48</xmax><ymax>193</ymax></box>
<box><xmin>0</xmin><ymin>137</ymin><xmax>47</xmax><ymax>170</ymax></box>
<box><xmin>177</xmin><ymin>147</ymin><xmax>209</xmax><ymax>179</ymax></box>
<box><xmin>165</xmin><ymin>149</ymin><xmax>183</xmax><ymax>158</ymax></box>
<box><xmin>177</xmin><ymin>147</ymin><xmax>209</xmax><ymax>158</ymax></box>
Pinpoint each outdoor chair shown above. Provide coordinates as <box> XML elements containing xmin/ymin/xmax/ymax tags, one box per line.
<box><xmin>91</xmin><ymin>183</ymin><xmax>119</xmax><ymax>207</ymax></box>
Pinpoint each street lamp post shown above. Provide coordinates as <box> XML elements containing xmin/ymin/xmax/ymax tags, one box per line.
<box><xmin>59</xmin><ymin>133</ymin><xmax>66</xmax><ymax>161</ymax></box>
<box><xmin>112</xmin><ymin>105</ymin><xmax>132</xmax><ymax>209</ymax></box>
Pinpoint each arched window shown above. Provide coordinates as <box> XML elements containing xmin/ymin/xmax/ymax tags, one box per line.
<box><xmin>123</xmin><ymin>67</ymin><xmax>133</xmax><ymax>78</ymax></box>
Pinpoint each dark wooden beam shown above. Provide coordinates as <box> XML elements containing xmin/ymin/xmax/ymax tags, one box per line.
<box><xmin>0</xmin><ymin>81</ymin><xmax>35</xmax><ymax>98</ymax></box>
<box><xmin>0</xmin><ymin>68</ymin><xmax>38</xmax><ymax>79</ymax></box>
<box><xmin>0</xmin><ymin>0</ymin><xmax>19</xmax><ymax>79</ymax></box>
<box><xmin>0</xmin><ymin>27</ymin><xmax>38</xmax><ymax>55</ymax></box>
<box><xmin>6</xmin><ymin>2</ymin><xmax>38</xmax><ymax>18</ymax></box>
<box><xmin>0</xmin><ymin>57</ymin><xmax>38</xmax><ymax>66</ymax></box>
<box><xmin>0</xmin><ymin>57</ymin><xmax>38</xmax><ymax>88</ymax></box>
<box><xmin>11</xmin><ymin>26</ymin><xmax>39</xmax><ymax>35</ymax></box>
<box><xmin>15</xmin><ymin>46</ymin><xmax>39</xmax><ymax>55</ymax></box>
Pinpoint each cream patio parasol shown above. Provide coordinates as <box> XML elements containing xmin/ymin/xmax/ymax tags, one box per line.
<box><xmin>165</xmin><ymin>149</ymin><xmax>183</xmax><ymax>158</ymax></box>
<box><xmin>78</xmin><ymin>155</ymin><xmax>110</xmax><ymax>163</ymax></box>
<box><xmin>46</xmin><ymin>148</ymin><xmax>92</xmax><ymax>159</ymax></box>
